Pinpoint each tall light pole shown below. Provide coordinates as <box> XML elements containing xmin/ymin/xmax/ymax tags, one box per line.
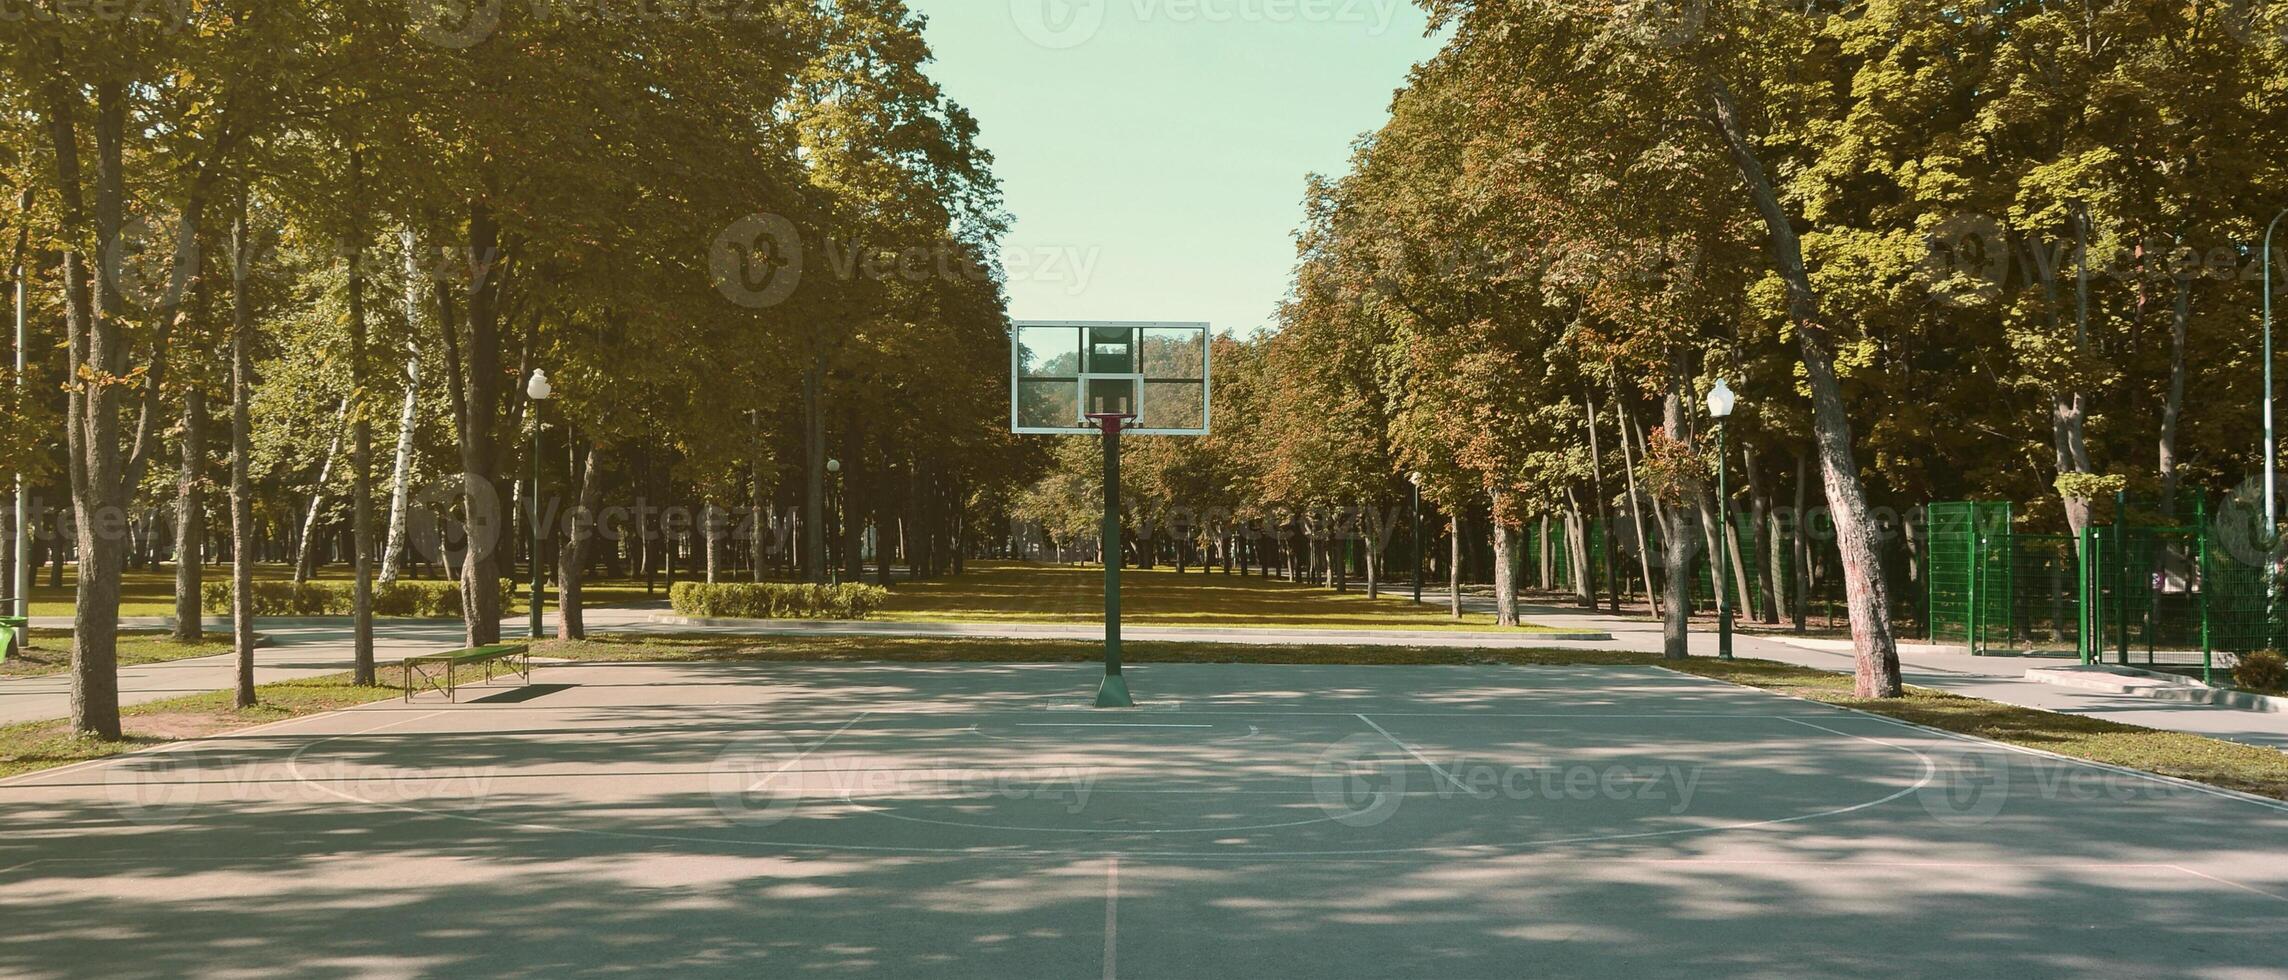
<box><xmin>825</xmin><ymin>457</ymin><xmax>841</xmax><ymax>586</ymax></box>
<box><xmin>526</xmin><ymin>369</ymin><xmax>552</xmax><ymax>640</ymax></box>
<box><xmin>11</xmin><ymin>190</ymin><xmax>28</xmax><ymax>621</ymax></box>
<box><xmin>1707</xmin><ymin>378</ymin><xmax>1737</xmax><ymax>661</ymax></box>
<box><xmin>2266</xmin><ymin>209</ymin><xmax>2288</xmax><ymax>535</ymax></box>
<box><xmin>1408</xmin><ymin>471</ymin><xmax>1423</xmax><ymax>605</ymax></box>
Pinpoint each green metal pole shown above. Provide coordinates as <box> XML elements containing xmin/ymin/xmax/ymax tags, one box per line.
<box><xmin>2199</xmin><ymin>519</ymin><xmax>2213</xmax><ymax>686</ymax></box>
<box><xmin>2076</xmin><ymin>525</ymin><xmax>2091</xmax><ymax>665</ymax></box>
<box><xmin>1967</xmin><ymin>530</ymin><xmax>1981</xmax><ymax>655</ymax></box>
<box><xmin>1096</xmin><ymin>416</ymin><xmax>1133</xmax><ymax>708</ymax></box>
<box><xmin>1716</xmin><ymin>420</ymin><xmax>1733</xmax><ymax>661</ymax></box>
<box><xmin>530</xmin><ymin>414</ymin><xmax>544</xmax><ymax>641</ymax></box>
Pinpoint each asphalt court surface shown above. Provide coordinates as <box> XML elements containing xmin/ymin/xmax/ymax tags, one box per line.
<box><xmin>2</xmin><ymin>661</ymin><xmax>2284</xmax><ymax>978</ymax></box>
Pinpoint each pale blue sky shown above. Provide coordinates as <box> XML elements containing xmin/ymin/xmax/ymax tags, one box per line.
<box><xmin>905</xmin><ymin>0</ymin><xmax>1443</xmax><ymax>336</ymax></box>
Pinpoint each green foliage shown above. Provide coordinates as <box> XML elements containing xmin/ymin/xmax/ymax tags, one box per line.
<box><xmin>2054</xmin><ymin>473</ymin><xmax>2129</xmax><ymax>502</ymax></box>
<box><xmin>2233</xmin><ymin>650</ymin><xmax>2287</xmax><ymax>693</ymax></box>
<box><xmin>202</xmin><ymin>579</ymin><xmax>516</xmax><ymax>620</ymax></box>
<box><xmin>669</xmin><ymin>582</ymin><xmax>889</xmax><ymax>621</ymax></box>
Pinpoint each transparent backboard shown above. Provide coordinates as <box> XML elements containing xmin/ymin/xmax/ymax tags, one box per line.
<box><xmin>1012</xmin><ymin>321</ymin><xmax>1210</xmax><ymax>435</ymax></box>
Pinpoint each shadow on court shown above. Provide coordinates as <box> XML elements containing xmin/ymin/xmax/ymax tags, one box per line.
<box><xmin>0</xmin><ymin>661</ymin><xmax>2282</xmax><ymax>978</ymax></box>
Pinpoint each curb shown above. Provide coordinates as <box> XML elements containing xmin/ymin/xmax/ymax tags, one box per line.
<box><xmin>2026</xmin><ymin>664</ymin><xmax>2287</xmax><ymax>714</ymax></box>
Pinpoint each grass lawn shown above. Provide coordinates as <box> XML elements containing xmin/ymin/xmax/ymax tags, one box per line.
<box><xmin>869</xmin><ymin>560</ymin><xmax>1553</xmax><ymax>631</ymax></box>
<box><xmin>0</xmin><ymin>628</ymin><xmax>237</xmax><ymax>678</ymax></box>
<box><xmin>25</xmin><ymin>563</ymin><xmax>642</xmax><ymax>618</ymax></box>
<box><xmin>0</xmin><ymin>669</ymin><xmax>418</xmax><ymax>779</ymax></box>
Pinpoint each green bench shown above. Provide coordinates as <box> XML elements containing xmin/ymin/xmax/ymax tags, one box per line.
<box><xmin>0</xmin><ymin>614</ymin><xmax>22</xmax><ymax>663</ymax></box>
<box><xmin>401</xmin><ymin>644</ymin><xmax>532</xmax><ymax>702</ymax></box>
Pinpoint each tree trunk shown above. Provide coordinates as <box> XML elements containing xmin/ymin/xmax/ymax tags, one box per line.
<box><xmin>802</xmin><ymin>360</ymin><xmax>827</xmax><ymax>583</ymax></box>
<box><xmin>452</xmin><ymin>201</ymin><xmax>505</xmax><ymax>647</ymax></box>
<box><xmin>1613</xmin><ymin>382</ymin><xmax>1660</xmax><ymax>617</ymax></box>
<box><xmin>293</xmin><ymin>399</ymin><xmax>350</xmax><ymax>583</ymax></box>
<box><xmin>173</xmin><ymin>388</ymin><xmax>205</xmax><ymax>641</ymax></box>
<box><xmin>1492</xmin><ymin>509</ymin><xmax>1519</xmax><ymax>627</ymax></box>
<box><xmin>2157</xmin><ymin>265</ymin><xmax>2190</xmax><ymax>516</ymax></box>
<box><xmin>1661</xmin><ymin>374</ymin><xmax>1694</xmax><ymax>660</ymax></box>
<box><xmin>557</xmin><ymin>442</ymin><xmax>602</xmax><ymax>640</ymax></box>
<box><xmin>1745</xmin><ymin>449</ymin><xmax>1780</xmax><ymax>624</ymax></box>
<box><xmin>1708</xmin><ymin>76</ymin><xmax>1900</xmax><ymax>696</ymax></box>
<box><xmin>346</xmin><ymin>201</ymin><xmax>375</xmax><ymax>685</ymax></box>
<box><xmin>230</xmin><ymin>206</ymin><xmax>258</xmax><ymax>709</ymax></box>
<box><xmin>1585</xmin><ymin>390</ymin><xmax>1620</xmax><ymax>613</ymax></box>
<box><xmin>378</xmin><ymin>357</ymin><xmax>420</xmax><ymax>583</ymax></box>
<box><xmin>1448</xmin><ymin>514</ymin><xmax>1463</xmax><ymax>620</ymax></box>
<box><xmin>1792</xmin><ymin>447</ymin><xmax>1812</xmax><ymax>633</ymax></box>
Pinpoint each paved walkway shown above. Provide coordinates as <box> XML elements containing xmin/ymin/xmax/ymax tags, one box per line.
<box><xmin>12</xmin><ymin>598</ymin><xmax>2288</xmax><ymax>751</ymax></box>
<box><xmin>1422</xmin><ymin>590</ymin><xmax>2288</xmax><ymax>752</ymax></box>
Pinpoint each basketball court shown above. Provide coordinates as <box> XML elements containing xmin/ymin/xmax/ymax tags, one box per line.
<box><xmin>2</xmin><ymin>660</ymin><xmax>2283</xmax><ymax>978</ymax></box>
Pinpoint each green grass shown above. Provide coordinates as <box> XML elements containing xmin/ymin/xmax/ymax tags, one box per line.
<box><xmin>0</xmin><ymin>668</ymin><xmax>420</xmax><ymax>779</ymax></box>
<box><xmin>869</xmin><ymin>560</ymin><xmax>1558</xmax><ymax>632</ymax></box>
<box><xmin>0</xmin><ymin>629</ymin><xmax>237</xmax><ymax>678</ymax></box>
<box><xmin>25</xmin><ymin>563</ymin><xmax>611</xmax><ymax>618</ymax></box>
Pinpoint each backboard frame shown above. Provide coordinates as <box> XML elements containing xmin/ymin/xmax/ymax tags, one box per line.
<box><xmin>1011</xmin><ymin>320</ymin><xmax>1212</xmax><ymax>436</ymax></box>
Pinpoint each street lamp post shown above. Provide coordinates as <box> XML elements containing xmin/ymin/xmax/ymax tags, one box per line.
<box><xmin>1408</xmin><ymin>472</ymin><xmax>1423</xmax><ymax>605</ymax></box>
<box><xmin>10</xmin><ymin>202</ymin><xmax>26</xmax><ymax>621</ymax></box>
<box><xmin>527</xmin><ymin>369</ymin><xmax>553</xmax><ymax>640</ymax></box>
<box><xmin>2267</xmin><ymin>210</ymin><xmax>2288</xmax><ymax>534</ymax></box>
<box><xmin>1707</xmin><ymin>379</ymin><xmax>1737</xmax><ymax>661</ymax></box>
<box><xmin>825</xmin><ymin>458</ymin><xmax>841</xmax><ymax>586</ymax></box>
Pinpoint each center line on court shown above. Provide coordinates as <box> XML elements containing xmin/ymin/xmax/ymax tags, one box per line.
<box><xmin>1016</xmin><ymin>723</ymin><xmax>1211</xmax><ymax>729</ymax></box>
<box><xmin>748</xmin><ymin>712</ymin><xmax>871</xmax><ymax>793</ymax></box>
<box><xmin>1102</xmin><ymin>855</ymin><xmax>1120</xmax><ymax>980</ymax></box>
<box><xmin>1356</xmin><ymin>713</ymin><xmax>1489</xmax><ymax>799</ymax></box>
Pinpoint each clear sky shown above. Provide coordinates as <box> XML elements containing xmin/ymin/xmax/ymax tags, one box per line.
<box><xmin>905</xmin><ymin>0</ymin><xmax>1445</xmax><ymax>337</ymax></box>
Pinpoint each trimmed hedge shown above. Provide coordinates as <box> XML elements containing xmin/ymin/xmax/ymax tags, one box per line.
<box><xmin>201</xmin><ymin>579</ymin><xmax>517</xmax><ymax>620</ymax></box>
<box><xmin>669</xmin><ymin>581</ymin><xmax>889</xmax><ymax>620</ymax></box>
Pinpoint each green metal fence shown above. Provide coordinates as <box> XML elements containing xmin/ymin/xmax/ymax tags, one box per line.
<box><xmin>1925</xmin><ymin>494</ymin><xmax>2281</xmax><ymax>682</ymax></box>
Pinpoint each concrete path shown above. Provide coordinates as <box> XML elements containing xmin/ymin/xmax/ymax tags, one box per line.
<box><xmin>14</xmin><ymin>596</ymin><xmax>2288</xmax><ymax>752</ymax></box>
<box><xmin>1422</xmin><ymin>590</ymin><xmax>2288</xmax><ymax>752</ymax></box>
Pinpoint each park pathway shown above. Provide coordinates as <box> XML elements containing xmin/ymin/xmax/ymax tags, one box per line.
<box><xmin>11</xmin><ymin>598</ymin><xmax>2288</xmax><ymax>752</ymax></box>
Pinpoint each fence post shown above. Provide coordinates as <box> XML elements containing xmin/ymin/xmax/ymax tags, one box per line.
<box><xmin>2113</xmin><ymin>491</ymin><xmax>2127</xmax><ymax>664</ymax></box>
<box><xmin>2198</xmin><ymin>517</ymin><xmax>2213</xmax><ymax>685</ymax></box>
<box><xmin>2076</xmin><ymin>525</ymin><xmax>2092</xmax><ymax>665</ymax></box>
<box><xmin>1967</xmin><ymin>530</ymin><xmax>1982</xmax><ymax>656</ymax></box>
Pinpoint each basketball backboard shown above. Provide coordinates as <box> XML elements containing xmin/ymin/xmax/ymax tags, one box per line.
<box><xmin>1011</xmin><ymin>321</ymin><xmax>1211</xmax><ymax>435</ymax></box>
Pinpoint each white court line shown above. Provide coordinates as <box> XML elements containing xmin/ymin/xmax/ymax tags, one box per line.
<box><xmin>1015</xmin><ymin>723</ymin><xmax>1212</xmax><ymax>729</ymax></box>
<box><xmin>1355</xmin><ymin>713</ymin><xmax>1490</xmax><ymax>799</ymax></box>
<box><xmin>1102</xmin><ymin>855</ymin><xmax>1120</xmax><ymax>980</ymax></box>
<box><xmin>1720</xmin><ymin>677</ymin><xmax>2288</xmax><ymax>817</ymax></box>
<box><xmin>2167</xmin><ymin>865</ymin><xmax>2288</xmax><ymax>903</ymax></box>
<box><xmin>747</xmin><ymin>712</ymin><xmax>871</xmax><ymax>793</ymax></box>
